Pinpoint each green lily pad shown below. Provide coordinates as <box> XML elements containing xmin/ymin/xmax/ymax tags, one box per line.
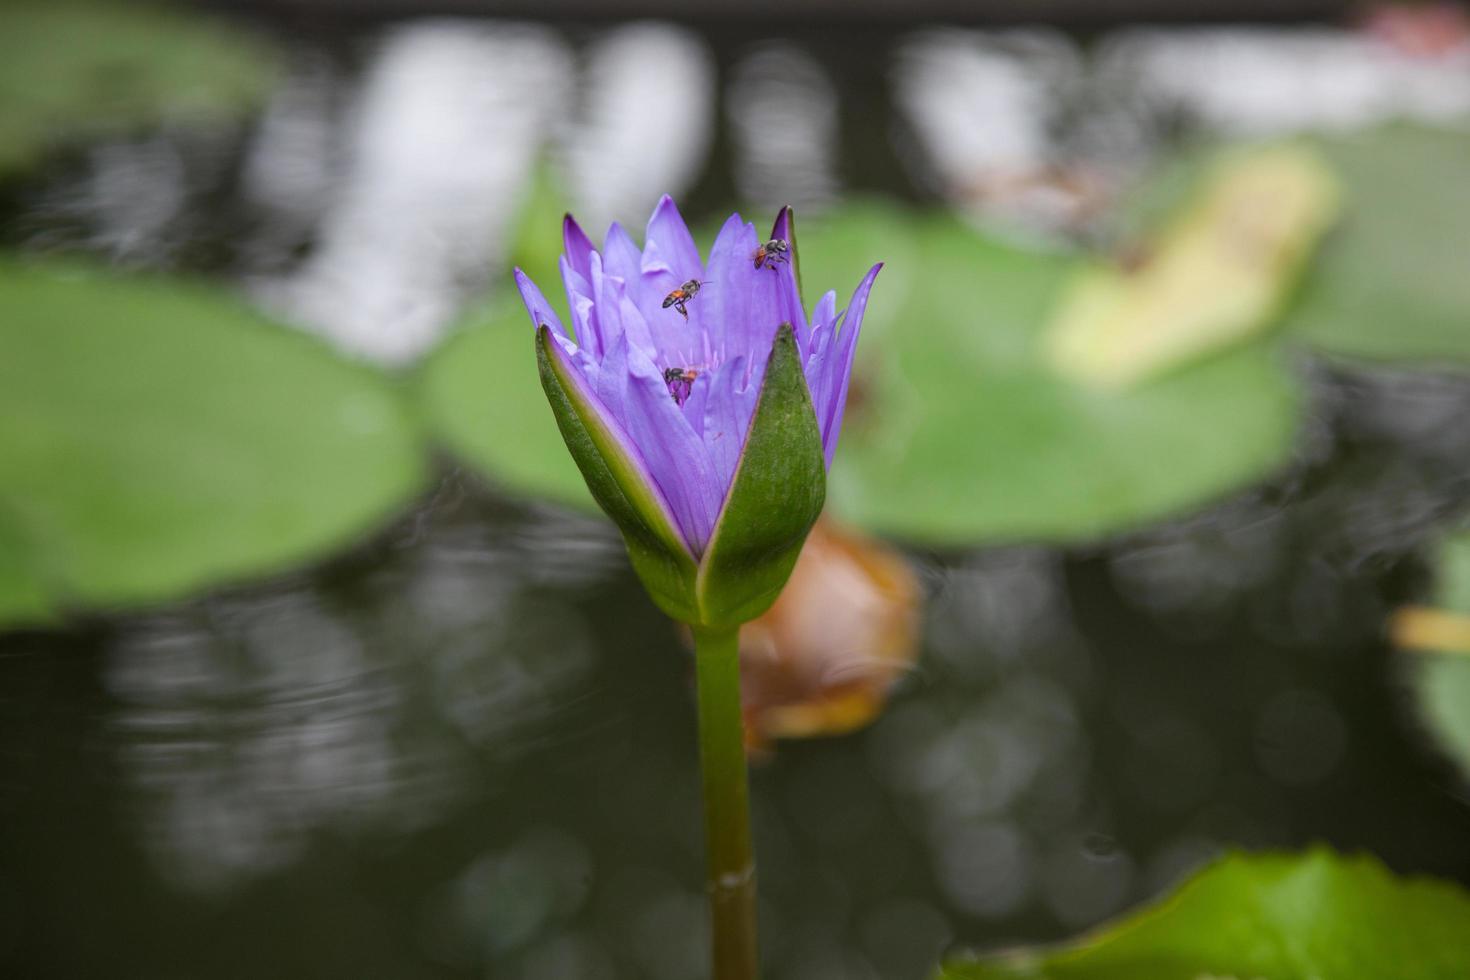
<box><xmin>1399</xmin><ymin>531</ymin><xmax>1470</xmax><ymax>784</ymax></box>
<box><xmin>1415</xmin><ymin>651</ymin><xmax>1470</xmax><ymax>785</ymax></box>
<box><xmin>1126</xmin><ymin>126</ymin><xmax>1470</xmax><ymax>366</ymax></box>
<box><xmin>422</xmin><ymin>202</ymin><xmax>1301</xmax><ymax>545</ymax></box>
<box><xmin>0</xmin><ymin>1</ymin><xmax>280</xmax><ymax>177</ymax></box>
<box><xmin>0</xmin><ymin>258</ymin><xmax>427</xmax><ymax>625</ymax></box>
<box><xmin>941</xmin><ymin>848</ymin><xmax>1470</xmax><ymax>980</ymax></box>
<box><xmin>421</xmin><ymin>295</ymin><xmax>591</xmax><ymax>511</ymax></box>
<box><xmin>0</xmin><ymin>508</ymin><xmax>53</xmax><ymax>625</ymax></box>
<box><xmin>1284</xmin><ymin>126</ymin><xmax>1470</xmax><ymax>365</ymax></box>
<box><xmin>808</xmin><ymin>205</ymin><xmax>1301</xmax><ymax>544</ymax></box>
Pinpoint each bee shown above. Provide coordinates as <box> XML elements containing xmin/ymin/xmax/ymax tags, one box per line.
<box><xmin>662</xmin><ymin>366</ymin><xmax>700</xmax><ymax>404</ymax></box>
<box><xmin>752</xmin><ymin>238</ymin><xmax>790</xmax><ymax>270</ymax></box>
<box><xmin>662</xmin><ymin>279</ymin><xmax>705</xmax><ymax>320</ymax></box>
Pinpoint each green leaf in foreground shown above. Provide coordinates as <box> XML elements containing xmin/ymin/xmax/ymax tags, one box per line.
<box><xmin>941</xmin><ymin>848</ymin><xmax>1470</xmax><ymax>980</ymax></box>
<box><xmin>421</xmin><ymin>203</ymin><xmax>1302</xmax><ymax>546</ymax></box>
<box><xmin>0</xmin><ymin>1</ymin><xmax>280</xmax><ymax>177</ymax></box>
<box><xmin>0</xmin><ymin>258</ymin><xmax>427</xmax><ymax>625</ymax></box>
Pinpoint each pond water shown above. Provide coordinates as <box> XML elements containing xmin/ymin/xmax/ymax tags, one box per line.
<box><xmin>3</xmin><ymin>8</ymin><xmax>1470</xmax><ymax>980</ymax></box>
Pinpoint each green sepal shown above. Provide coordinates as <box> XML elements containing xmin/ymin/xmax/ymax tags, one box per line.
<box><xmin>535</xmin><ymin>326</ymin><xmax>700</xmax><ymax>622</ymax></box>
<box><xmin>695</xmin><ymin>324</ymin><xmax>826</xmax><ymax>627</ymax></box>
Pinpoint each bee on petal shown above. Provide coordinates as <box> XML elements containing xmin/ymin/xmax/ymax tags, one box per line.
<box><xmin>662</xmin><ymin>366</ymin><xmax>700</xmax><ymax>405</ymax></box>
<box><xmin>752</xmin><ymin>238</ymin><xmax>789</xmax><ymax>270</ymax></box>
<box><xmin>662</xmin><ymin>279</ymin><xmax>705</xmax><ymax>320</ymax></box>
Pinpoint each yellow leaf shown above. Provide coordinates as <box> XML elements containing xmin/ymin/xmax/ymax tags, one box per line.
<box><xmin>1047</xmin><ymin>144</ymin><xmax>1341</xmax><ymax>388</ymax></box>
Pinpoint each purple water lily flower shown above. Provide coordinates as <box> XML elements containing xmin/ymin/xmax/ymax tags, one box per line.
<box><xmin>515</xmin><ymin>196</ymin><xmax>880</xmax><ymax>558</ymax></box>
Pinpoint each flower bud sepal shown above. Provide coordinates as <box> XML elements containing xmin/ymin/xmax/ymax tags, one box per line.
<box><xmin>536</xmin><ymin>322</ymin><xmax>825</xmax><ymax>628</ymax></box>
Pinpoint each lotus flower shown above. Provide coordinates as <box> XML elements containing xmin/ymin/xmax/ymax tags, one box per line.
<box><xmin>516</xmin><ymin>196</ymin><xmax>880</xmax><ymax>627</ymax></box>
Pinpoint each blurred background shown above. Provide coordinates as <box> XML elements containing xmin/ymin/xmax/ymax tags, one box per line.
<box><xmin>3</xmin><ymin>1</ymin><xmax>1470</xmax><ymax>978</ymax></box>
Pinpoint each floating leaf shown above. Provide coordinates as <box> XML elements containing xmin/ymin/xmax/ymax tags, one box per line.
<box><xmin>0</xmin><ymin>1</ymin><xmax>280</xmax><ymax>177</ymax></box>
<box><xmin>1283</xmin><ymin>125</ymin><xmax>1470</xmax><ymax>365</ymax></box>
<box><xmin>421</xmin><ymin>295</ymin><xmax>593</xmax><ymax>510</ymax></box>
<box><xmin>808</xmin><ymin>206</ymin><xmax>1302</xmax><ymax>544</ymax></box>
<box><xmin>1394</xmin><ymin>531</ymin><xmax>1470</xmax><ymax>783</ymax></box>
<box><xmin>422</xmin><ymin>203</ymin><xmax>1302</xmax><ymax>545</ymax></box>
<box><xmin>0</xmin><ymin>258</ymin><xmax>427</xmax><ymax>624</ymax></box>
<box><xmin>940</xmin><ymin>848</ymin><xmax>1470</xmax><ymax>980</ymax></box>
<box><xmin>1047</xmin><ymin>144</ymin><xmax>1339</xmax><ymax>388</ymax></box>
<box><xmin>1125</xmin><ymin>126</ymin><xmax>1470</xmax><ymax>366</ymax></box>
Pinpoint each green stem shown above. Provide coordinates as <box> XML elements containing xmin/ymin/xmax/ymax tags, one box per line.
<box><xmin>692</xmin><ymin>624</ymin><xmax>758</xmax><ymax>980</ymax></box>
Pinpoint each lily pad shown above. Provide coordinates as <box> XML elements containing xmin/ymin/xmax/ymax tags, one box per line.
<box><xmin>1395</xmin><ymin>531</ymin><xmax>1470</xmax><ymax>784</ymax></box>
<box><xmin>421</xmin><ymin>295</ymin><xmax>592</xmax><ymax>511</ymax></box>
<box><xmin>0</xmin><ymin>1</ymin><xmax>280</xmax><ymax>177</ymax></box>
<box><xmin>808</xmin><ymin>205</ymin><xmax>1301</xmax><ymax>544</ymax></box>
<box><xmin>1284</xmin><ymin>126</ymin><xmax>1470</xmax><ymax>365</ymax></box>
<box><xmin>1126</xmin><ymin>126</ymin><xmax>1470</xmax><ymax>366</ymax></box>
<box><xmin>0</xmin><ymin>258</ymin><xmax>427</xmax><ymax>625</ymax></box>
<box><xmin>422</xmin><ymin>202</ymin><xmax>1302</xmax><ymax>546</ymax></box>
<box><xmin>941</xmin><ymin>848</ymin><xmax>1470</xmax><ymax>980</ymax></box>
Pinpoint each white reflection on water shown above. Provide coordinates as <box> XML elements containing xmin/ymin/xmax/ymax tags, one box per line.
<box><xmin>106</xmin><ymin>596</ymin><xmax>422</xmax><ymax>892</ymax></box>
<box><xmin>70</xmin><ymin>139</ymin><xmax>188</xmax><ymax>261</ymax></box>
<box><xmin>728</xmin><ymin>42</ymin><xmax>840</xmax><ymax>215</ymax></box>
<box><xmin>895</xmin><ymin>30</ymin><xmax>1069</xmax><ymax>187</ymax></box>
<box><xmin>260</xmin><ymin>21</ymin><xmax>572</xmax><ymax>365</ymax></box>
<box><xmin>238</xmin><ymin>55</ymin><xmax>343</xmax><ymax>271</ymax></box>
<box><xmin>24</xmin><ymin>127</ymin><xmax>236</xmax><ymax>265</ymax></box>
<box><xmin>1099</xmin><ymin>27</ymin><xmax>1470</xmax><ymax>138</ymax></box>
<box><xmin>893</xmin><ymin>30</ymin><xmax>1102</xmax><ymax>239</ymax></box>
<box><xmin>103</xmin><ymin>505</ymin><xmax>602</xmax><ymax>895</ymax></box>
<box><xmin>560</xmin><ymin>23</ymin><xmax>715</xmax><ymax>233</ymax></box>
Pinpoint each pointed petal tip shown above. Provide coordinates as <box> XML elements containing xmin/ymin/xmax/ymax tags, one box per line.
<box><xmin>563</xmin><ymin>211</ymin><xmax>592</xmax><ymax>240</ymax></box>
<box><xmin>771</xmin><ymin>205</ymin><xmax>794</xmax><ymax>241</ymax></box>
<box><xmin>649</xmin><ymin>194</ymin><xmax>681</xmax><ymax>226</ymax></box>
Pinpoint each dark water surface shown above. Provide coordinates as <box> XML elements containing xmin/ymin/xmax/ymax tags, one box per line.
<box><xmin>5</xmin><ymin>10</ymin><xmax>1470</xmax><ymax>980</ymax></box>
<box><xmin>4</xmin><ymin>364</ymin><xmax>1470</xmax><ymax>979</ymax></box>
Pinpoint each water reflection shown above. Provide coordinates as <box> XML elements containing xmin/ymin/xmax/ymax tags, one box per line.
<box><xmin>1100</xmin><ymin>24</ymin><xmax>1470</xmax><ymax>138</ymax></box>
<box><xmin>262</xmin><ymin>21</ymin><xmax>571</xmax><ymax>364</ymax></box>
<box><xmin>561</xmin><ymin>23</ymin><xmax>715</xmax><ymax>233</ymax></box>
<box><xmin>728</xmin><ymin>42</ymin><xmax>840</xmax><ymax>214</ymax></box>
<box><xmin>1</xmin><ymin>377</ymin><xmax>1467</xmax><ymax>975</ymax></box>
<box><xmin>21</xmin><ymin>125</ymin><xmax>241</xmax><ymax>266</ymax></box>
<box><xmin>893</xmin><ymin>30</ymin><xmax>1108</xmax><ymax>239</ymax></box>
<box><xmin>7</xmin><ymin>10</ymin><xmax>1470</xmax><ymax>980</ymax></box>
<box><xmin>239</xmin><ymin>54</ymin><xmax>343</xmax><ymax>273</ymax></box>
<box><xmin>102</xmin><ymin>494</ymin><xmax>604</xmax><ymax>895</ymax></box>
